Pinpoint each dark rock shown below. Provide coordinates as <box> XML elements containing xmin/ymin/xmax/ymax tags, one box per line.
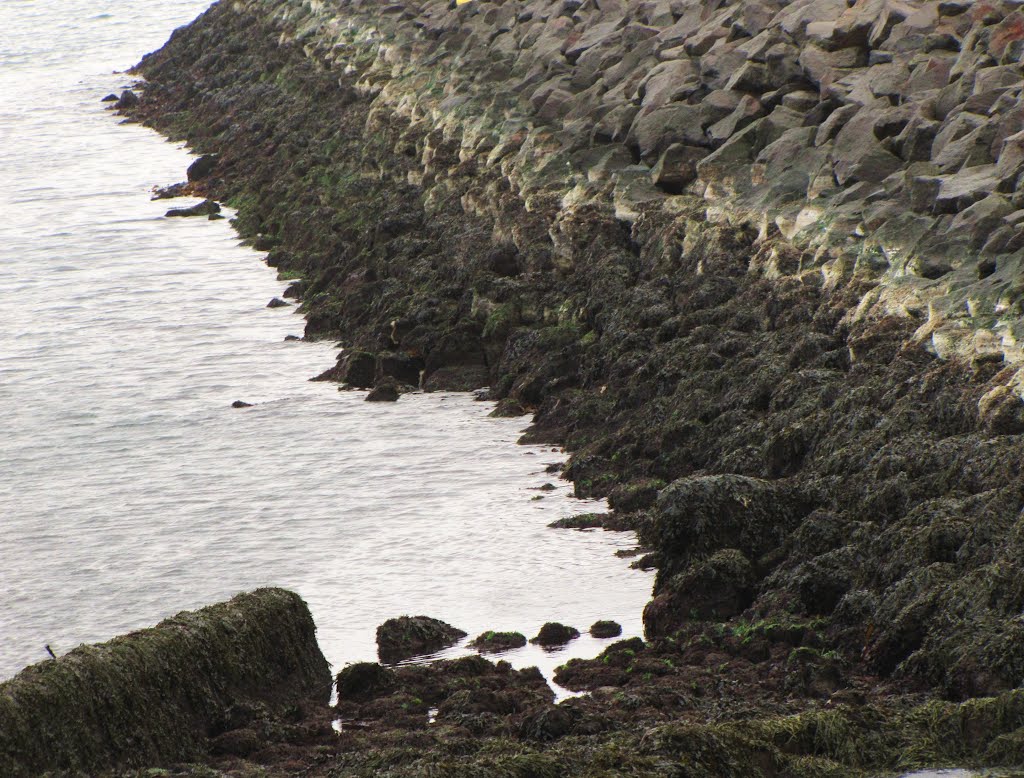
<box><xmin>589</xmin><ymin>620</ymin><xmax>623</xmax><ymax>639</ymax></box>
<box><xmin>101</xmin><ymin>93</ymin><xmax>119</xmax><ymax>102</ymax></box>
<box><xmin>151</xmin><ymin>182</ymin><xmax>189</xmax><ymax>200</ymax></box>
<box><xmin>0</xmin><ymin>589</ymin><xmax>330</xmax><ymax>776</ymax></box>
<box><xmin>282</xmin><ymin>280</ymin><xmax>305</xmax><ymax>299</ymax></box>
<box><xmin>377</xmin><ymin>351</ymin><xmax>423</xmax><ymax>386</ymax></box>
<box><xmin>336</xmin><ymin>662</ymin><xmax>396</xmax><ymax>702</ymax></box>
<box><xmin>267</xmin><ymin>297</ymin><xmax>290</xmax><ymax>308</ymax></box>
<box><xmin>530</xmin><ymin>623</ymin><xmax>580</xmax><ymax>647</ymax></box>
<box><xmin>643</xmin><ymin>549</ymin><xmax>757</xmax><ymax>637</ymax></box>
<box><xmin>365</xmin><ymin>382</ymin><xmax>400</xmax><ymax>402</ymax></box>
<box><xmin>231</xmin><ymin>400</ymin><xmax>253</xmax><ymax>408</ymax></box>
<box><xmin>186</xmin><ymin>154</ymin><xmax>219</xmax><ymax>182</ymax></box>
<box><xmin>284</xmin><ymin>335</ymin><xmax>301</xmax><ymax>341</ymax></box>
<box><xmin>470</xmin><ymin>631</ymin><xmax>527</xmax><ymax>653</ymax></box>
<box><xmin>114</xmin><ymin>89</ymin><xmax>139</xmax><ymax>110</ymax></box>
<box><xmin>376</xmin><ymin>616</ymin><xmax>467</xmax><ymax>663</ymax></box>
<box><xmin>313</xmin><ymin>350</ymin><xmax>376</xmax><ymax>387</ymax></box>
<box><xmin>165</xmin><ymin>199</ymin><xmax>221</xmax><ymax>218</ymax></box>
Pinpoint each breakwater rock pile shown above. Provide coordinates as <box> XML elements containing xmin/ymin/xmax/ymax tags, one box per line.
<box><xmin>84</xmin><ymin>0</ymin><xmax>1024</xmax><ymax>774</ymax></box>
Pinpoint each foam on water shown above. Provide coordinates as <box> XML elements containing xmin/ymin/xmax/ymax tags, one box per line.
<box><xmin>0</xmin><ymin>0</ymin><xmax>653</xmax><ymax>684</ymax></box>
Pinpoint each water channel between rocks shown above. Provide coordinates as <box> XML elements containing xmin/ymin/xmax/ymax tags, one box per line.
<box><xmin>0</xmin><ymin>0</ymin><xmax>654</xmax><ymax>690</ymax></box>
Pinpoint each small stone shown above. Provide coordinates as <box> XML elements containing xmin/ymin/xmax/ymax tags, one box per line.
<box><xmin>101</xmin><ymin>93</ymin><xmax>118</xmax><ymax>102</ymax></box>
<box><xmin>231</xmin><ymin>401</ymin><xmax>253</xmax><ymax>408</ymax></box>
<box><xmin>267</xmin><ymin>297</ymin><xmax>290</xmax><ymax>308</ymax></box>
<box><xmin>284</xmin><ymin>335</ymin><xmax>301</xmax><ymax>341</ymax></box>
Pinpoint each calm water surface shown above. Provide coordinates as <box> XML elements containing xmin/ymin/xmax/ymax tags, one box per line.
<box><xmin>0</xmin><ymin>0</ymin><xmax>653</xmax><ymax>685</ymax></box>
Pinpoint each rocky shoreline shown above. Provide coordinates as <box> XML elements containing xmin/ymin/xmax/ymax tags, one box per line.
<box><xmin>5</xmin><ymin>0</ymin><xmax>1024</xmax><ymax>775</ymax></box>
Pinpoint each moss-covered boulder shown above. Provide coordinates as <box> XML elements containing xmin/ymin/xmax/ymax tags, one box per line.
<box><xmin>0</xmin><ymin>588</ymin><xmax>330</xmax><ymax>777</ymax></box>
<box><xmin>375</xmin><ymin>616</ymin><xmax>467</xmax><ymax>663</ymax></box>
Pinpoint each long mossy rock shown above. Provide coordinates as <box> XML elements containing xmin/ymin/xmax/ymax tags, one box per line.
<box><xmin>376</xmin><ymin>616</ymin><xmax>467</xmax><ymax>663</ymax></box>
<box><xmin>0</xmin><ymin>588</ymin><xmax>331</xmax><ymax>776</ymax></box>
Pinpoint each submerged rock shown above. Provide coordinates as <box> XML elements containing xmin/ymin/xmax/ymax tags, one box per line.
<box><xmin>530</xmin><ymin>623</ymin><xmax>580</xmax><ymax>647</ymax></box>
<box><xmin>267</xmin><ymin>297</ymin><xmax>290</xmax><ymax>308</ymax></box>
<box><xmin>376</xmin><ymin>616</ymin><xmax>467</xmax><ymax>663</ymax></box>
<box><xmin>231</xmin><ymin>400</ymin><xmax>253</xmax><ymax>408</ymax></box>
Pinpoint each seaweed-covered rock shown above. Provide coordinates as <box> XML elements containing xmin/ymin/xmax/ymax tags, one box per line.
<box><xmin>186</xmin><ymin>153</ymin><xmax>218</xmax><ymax>181</ymax></box>
<box><xmin>0</xmin><ymin>589</ymin><xmax>330</xmax><ymax>777</ymax></box>
<box><xmin>589</xmin><ymin>620</ymin><xmax>623</xmax><ymax>639</ymax></box>
<box><xmin>530</xmin><ymin>623</ymin><xmax>580</xmax><ymax>647</ymax></box>
<box><xmin>375</xmin><ymin>616</ymin><xmax>467</xmax><ymax>663</ymax></box>
<box><xmin>470</xmin><ymin>631</ymin><xmax>528</xmax><ymax>653</ymax></box>
<box><xmin>165</xmin><ymin>199</ymin><xmax>220</xmax><ymax>218</ymax></box>
<box><xmin>336</xmin><ymin>662</ymin><xmax>396</xmax><ymax>702</ymax></box>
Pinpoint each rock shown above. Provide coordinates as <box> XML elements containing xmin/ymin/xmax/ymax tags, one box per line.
<box><xmin>314</xmin><ymin>350</ymin><xmax>376</xmax><ymax>388</ymax></box>
<box><xmin>470</xmin><ymin>631</ymin><xmax>528</xmax><ymax>653</ymax></box>
<box><xmin>335</xmin><ymin>662</ymin><xmax>396</xmax><ymax>702</ymax></box>
<box><xmin>0</xmin><ymin>589</ymin><xmax>330</xmax><ymax>776</ymax></box>
<box><xmin>365</xmin><ymin>382</ymin><xmax>400</xmax><ymax>402</ymax></box>
<box><xmin>589</xmin><ymin>620</ymin><xmax>623</xmax><ymax>639</ymax></box>
<box><xmin>377</xmin><ymin>351</ymin><xmax>423</xmax><ymax>386</ymax></box>
<box><xmin>231</xmin><ymin>400</ymin><xmax>253</xmax><ymax>408</ymax></box>
<box><xmin>375</xmin><ymin>616</ymin><xmax>467</xmax><ymax>663</ymax></box>
<box><xmin>266</xmin><ymin>297</ymin><xmax>290</xmax><ymax>308</ymax></box>
<box><xmin>101</xmin><ymin>93</ymin><xmax>118</xmax><ymax>102</ymax></box>
<box><xmin>643</xmin><ymin>549</ymin><xmax>757</xmax><ymax>636</ymax></box>
<box><xmin>186</xmin><ymin>154</ymin><xmax>218</xmax><ymax>182</ymax></box>
<box><xmin>978</xmin><ymin>385</ymin><xmax>1024</xmax><ymax>435</ymax></box>
<box><xmin>284</xmin><ymin>335</ymin><xmax>301</xmax><ymax>341</ymax></box>
<box><xmin>151</xmin><ymin>182</ymin><xmax>189</xmax><ymax>200</ymax></box>
<box><xmin>165</xmin><ymin>199</ymin><xmax>221</xmax><ymax>217</ymax></box>
<box><xmin>114</xmin><ymin>89</ymin><xmax>139</xmax><ymax>110</ymax></box>
<box><xmin>530</xmin><ymin>622</ymin><xmax>580</xmax><ymax>647</ymax></box>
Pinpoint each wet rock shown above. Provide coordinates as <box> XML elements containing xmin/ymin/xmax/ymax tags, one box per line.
<box><xmin>470</xmin><ymin>631</ymin><xmax>527</xmax><ymax>653</ymax></box>
<box><xmin>186</xmin><ymin>153</ymin><xmax>218</xmax><ymax>182</ymax></box>
<box><xmin>313</xmin><ymin>350</ymin><xmax>376</xmax><ymax>388</ymax></box>
<box><xmin>530</xmin><ymin>623</ymin><xmax>580</xmax><ymax>647</ymax></box>
<box><xmin>231</xmin><ymin>400</ymin><xmax>253</xmax><ymax>408</ymax></box>
<box><xmin>376</xmin><ymin>616</ymin><xmax>467</xmax><ymax>663</ymax></box>
<box><xmin>365</xmin><ymin>381</ymin><xmax>400</xmax><ymax>402</ymax></box>
<box><xmin>151</xmin><ymin>182</ymin><xmax>189</xmax><ymax>200</ymax></box>
<box><xmin>336</xmin><ymin>662</ymin><xmax>396</xmax><ymax>702</ymax></box>
<box><xmin>589</xmin><ymin>620</ymin><xmax>623</xmax><ymax>639</ymax></box>
<box><xmin>0</xmin><ymin>589</ymin><xmax>330</xmax><ymax>776</ymax></box>
<box><xmin>101</xmin><ymin>93</ymin><xmax>119</xmax><ymax>102</ymax></box>
<box><xmin>643</xmin><ymin>549</ymin><xmax>757</xmax><ymax>636</ymax></box>
<box><xmin>165</xmin><ymin>199</ymin><xmax>221</xmax><ymax>218</ymax></box>
<box><xmin>377</xmin><ymin>351</ymin><xmax>423</xmax><ymax>386</ymax></box>
<box><xmin>114</xmin><ymin>89</ymin><xmax>139</xmax><ymax>110</ymax></box>
<box><xmin>267</xmin><ymin>297</ymin><xmax>290</xmax><ymax>308</ymax></box>
<box><xmin>284</xmin><ymin>335</ymin><xmax>301</xmax><ymax>341</ymax></box>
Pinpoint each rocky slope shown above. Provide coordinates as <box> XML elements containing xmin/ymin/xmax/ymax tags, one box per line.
<box><xmin>98</xmin><ymin>0</ymin><xmax>1024</xmax><ymax>774</ymax></box>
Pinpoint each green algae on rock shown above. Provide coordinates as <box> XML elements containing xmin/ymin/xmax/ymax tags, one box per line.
<box><xmin>376</xmin><ymin>616</ymin><xmax>468</xmax><ymax>663</ymax></box>
<box><xmin>0</xmin><ymin>588</ymin><xmax>331</xmax><ymax>777</ymax></box>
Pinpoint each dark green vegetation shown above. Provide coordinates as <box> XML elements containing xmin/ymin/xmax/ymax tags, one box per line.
<box><xmin>93</xmin><ymin>0</ymin><xmax>1024</xmax><ymax>774</ymax></box>
<box><xmin>0</xmin><ymin>589</ymin><xmax>330</xmax><ymax>777</ymax></box>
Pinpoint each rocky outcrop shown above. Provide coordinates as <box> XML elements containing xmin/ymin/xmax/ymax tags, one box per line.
<box><xmin>0</xmin><ymin>589</ymin><xmax>331</xmax><ymax>777</ymax></box>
